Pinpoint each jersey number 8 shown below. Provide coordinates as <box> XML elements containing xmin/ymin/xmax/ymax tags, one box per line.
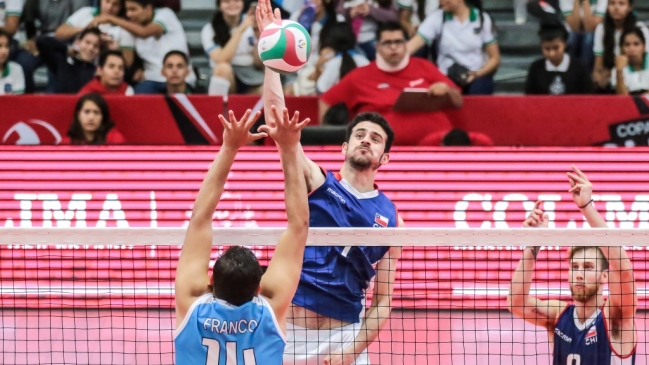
<box><xmin>202</xmin><ymin>338</ymin><xmax>257</xmax><ymax>365</ymax></box>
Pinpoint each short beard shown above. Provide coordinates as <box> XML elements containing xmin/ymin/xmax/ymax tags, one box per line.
<box><xmin>570</xmin><ymin>285</ymin><xmax>599</xmax><ymax>303</ymax></box>
<box><xmin>347</xmin><ymin>154</ymin><xmax>380</xmax><ymax>172</ymax></box>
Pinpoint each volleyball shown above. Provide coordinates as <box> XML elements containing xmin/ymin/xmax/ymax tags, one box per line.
<box><xmin>258</xmin><ymin>20</ymin><xmax>311</xmax><ymax>73</ymax></box>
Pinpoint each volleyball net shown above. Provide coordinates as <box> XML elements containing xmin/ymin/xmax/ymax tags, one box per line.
<box><xmin>0</xmin><ymin>227</ymin><xmax>646</xmax><ymax>365</ymax></box>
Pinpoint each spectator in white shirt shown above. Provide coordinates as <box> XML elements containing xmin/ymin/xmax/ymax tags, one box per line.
<box><xmin>0</xmin><ymin>29</ymin><xmax>24</xmax><ymax>94</ymax></box>
<box><xmin>407</xmin><ymin>0</ymin><xmax>500</xmax><ymax>94</ymax></box>
<box><xmin>55</xmin><ymin>0</ymin><xmax>135</xmax><ymax>67</ymax></box>
<box><xmin>0</xmin><ymin>0</ymin><xmax>22</xmax><ymax>40</ymax></box>
<box><xmin>203</xmin><ymin>0</ymin><xmax>263</xmax><ymax>97</ymax></box>
<box><xmin>398</xmin><ymin>0</ymin><xmax>438</xmax><ymax>37</ymax></box>
<box><xmin>613</xmin><ymin>27</ymin><xmax>649</xmax><ymax>95</ymax></box>
<box><xmin>561</xmin><ymin>0</ymin><xmax>606</xmax><ymax>69</ymax></box>
<box><xmin>592</xmin><ymin>0</ymin><xmax>649</xmax><ymax>92</ymax></box>
<box><xmin>89</xmin><ymin>0</ymin><xmax>194</xmax><ymax>94</ymax></box>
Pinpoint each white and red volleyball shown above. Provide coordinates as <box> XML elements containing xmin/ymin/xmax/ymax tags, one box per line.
<box><xmin>258</xmin><ymin>20</ymin><xmax>311</xmax><ymax>73</ymax></box>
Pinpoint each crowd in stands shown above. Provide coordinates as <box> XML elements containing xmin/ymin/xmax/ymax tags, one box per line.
<box><xmin>0</xmin><ymin>0</ymin><xmax>647</xmax><ymax>145</ymax></box>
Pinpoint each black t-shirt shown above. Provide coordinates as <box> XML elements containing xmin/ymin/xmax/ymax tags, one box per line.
<box><xmin>525</xmin><ymin>57</ymin><xmax>593</xmax><ymax>95</ymax></box>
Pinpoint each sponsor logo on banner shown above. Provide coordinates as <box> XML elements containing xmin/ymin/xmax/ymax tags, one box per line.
<box><xmin>603</xmin><ymin>95</ymin><xmax>649</xmax><ymax>146</ymax></box>
<box><xmin>2</xmin><ymin>120</ymin><xmax>62</xmax><ymax>145</ymax></box>
<box><xmin>374</xmin><ymin>213</ymin><xmax>389</xmax><ymax>227</ymax></box>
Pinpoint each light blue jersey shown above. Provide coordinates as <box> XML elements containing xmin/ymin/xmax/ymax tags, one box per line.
<box><xmin>175</xmin><ymin>293</ymin><xmax>286</xmax><ymax>365</ymax></box>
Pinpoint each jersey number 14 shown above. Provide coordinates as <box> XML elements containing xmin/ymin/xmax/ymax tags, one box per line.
<box><xmin>202</xmin><ymin>338</ymin><xmax>257</xmax><ymax>365</ymax></box>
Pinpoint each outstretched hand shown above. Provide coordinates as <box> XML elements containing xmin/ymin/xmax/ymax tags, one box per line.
<box><xmin>523</xmin><ymin>200</ymin><xmax>549</xmax><ymax>228</ymax></box>
<box><xmin>258</xmin><ymin>105</ymin><xmax>309</xmax><ymax>147</ymax></box>
<box><xmin>323</xmin><ymin>347</ymin><xmax>357</xmax><ymax>365</ymax></box>
<box><xmin>566</xmin><ymin>165</ymin><xmax>593</xmax><ymax>208</ymax></box>
<box><xmin>255</xmin><ymin>0</ymin><xmax>282</xmax><ymax>32</ymax></box>
<box><xmin>219</xmin><ymin>109</ymin><xmax>265</xmax><ymax>149</ymax></box>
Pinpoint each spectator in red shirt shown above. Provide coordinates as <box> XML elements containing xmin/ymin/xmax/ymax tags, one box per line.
<box><xmin>78</xmin><ymin>50</ymin><xmax>135</xmax><ymax>95</ymax></box>
<box><xmin>62</xmin><ymin>93</ymin><xmax>126</xmax><ymax>145</ymax></box>
<box><xmin>319</xmin><ymin>21</ymin><xmax>463</xmax><ymax>145</ymax></box>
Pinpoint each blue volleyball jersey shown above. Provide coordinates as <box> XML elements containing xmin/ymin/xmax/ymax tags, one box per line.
<box><xmin>553</xmin><ymin>305</ymin><xmax>635</xmax><ymax>365</ymax></box>
<box><xmin>292</xmin><ymin>170</ymin><xmax>397</xmax><ymax>323</ymax></box>
<box><xmin>175</xmin><ymin>293</ymin><xmax>286</xmax><ymax>365</ymax></box>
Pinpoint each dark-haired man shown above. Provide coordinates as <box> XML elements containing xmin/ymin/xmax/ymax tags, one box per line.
<box><xmin>321</xmin><ymin>21</ymin><xmax>463</xmax><ymax>146</ymax></box>
<box><xmin>174</xmin><ymin>107</ymin><xmax>310</xmax><ymax>365</ymax></box>
<box><xmin>78</xmin><ymin>50</ymin><xmax>134</xmax><ymax>95</ymax></box>
<box><xmin>89</xmin><ymin>0</ymin><xmax>193</xmax><ymax>94</ymax></box>
<box><xmin>508</xmin><ymin>165</ymin><xmax>637</xmax><ymax>365</ymax></box>
<box><xmin>256</xmin><ymin>2</ymin><xmax>406</xmax><ymax>364</ymax></box>
<box><xmin>162</xmin><ymin>50</ymin><xmax>190</xmax><ymax>94</ymax></box>
<box><xmin>37</xmin><ymin>27</ymin><xmax>102</xmax><ymax>93</ymax></box>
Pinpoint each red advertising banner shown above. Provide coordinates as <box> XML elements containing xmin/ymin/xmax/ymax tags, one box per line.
<box><xmin>1</xmin><ymin>146</ymin><xmax>649</xmax><ymax>310</ymax></box>
<box><xmin>2</xmin><ymin>95</ymin><xmax>649</xmax><ymax>146</ymax></box>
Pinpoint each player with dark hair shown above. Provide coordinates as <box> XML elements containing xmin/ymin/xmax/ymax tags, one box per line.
<box><xmin>256</xmin><ymin>1</ymin><xmax>404</xmax><ymax>364</ymax></box>
<box><xmin>508</xmin><ymin>165</ymin><xmax>637</xmax><ymax>365</ymax></box>
<box><xmin>174</xmin><ymin>107</ymin><xmax>310</xmax><ymax>365</ymax></box>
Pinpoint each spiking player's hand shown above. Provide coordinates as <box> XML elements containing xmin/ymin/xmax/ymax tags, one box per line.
<box><xmin>258</xmin><ymin>105</ymin><xmax>309</xmax><ymax>147</ymax></box>
<box><xmin>218</xmin><ymin>109</ymin><xmax>265</xmax><ymax>149</ymax></box>
<box><xmin>566</xmin><ymin>165</ymin><xmax>593</xmax><ymax>209</ymax></box>
<box><xmin>255</xmin><ymin>0</ymin><xmax>282</xmax><ymax>32</ymax></box>
<box><xmin>523</xmin><ymin>200</ymin><xmax>549</xmax><ymax>229</ymax></box>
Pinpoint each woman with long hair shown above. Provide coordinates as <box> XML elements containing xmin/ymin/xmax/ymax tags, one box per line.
<box><xmin>613</xmin><ymin>27</ymin><xmax>649</xmax><ymax>95</ymax></box>
<box><xmin>63</xmin><ymin>93</ymin><xmax>125</xmax><ymax>145</ymax></box>
<box><xmin>0</xmin><ymin>29</ymin><xmax>25</xmax><ymax>94</ymax></box>
<box><xmin>407</xmin><ymin>0</ymin><xmax>500</xmax><ymax>94</ymax></box>
<box><xmin>203</xmin><ymin>0</ymin><xmax>264</xmax><ymax>97</ymax></box>
<box><xmin>592</xmin><ymin>0</ymin><xmax>649</xmax><ymax>91</ymax></box>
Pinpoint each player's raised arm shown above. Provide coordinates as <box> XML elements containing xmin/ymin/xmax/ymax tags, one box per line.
<box><xmin>258</xmin><ymin>106</ymin><xmax>310</xmax><ymax>327</ymax></box>
<box><xmin>567</xmin><ymin>165</ymin><xmax>637</xmax><ymax>330</ymax></box>
<box><xmin>507</xmin><ymin>201</ymin><xmax>566</xmax><ymax>330</ymax></box>
<box><xmin>175</xmin><ymin>110</ymin><xmax>264</xmax><ymax>326</ymax></box>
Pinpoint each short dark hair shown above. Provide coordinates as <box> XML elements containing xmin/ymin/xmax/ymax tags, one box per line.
<box><xmin>125</xmin><ymin>0</ymin><xmax>155</xmax><ymax>7</ymax></box>
<box><xmin>79</xmin><ymin>27</ymin><xmax>102</xmax><ymax>41</ymax></box>
<box><xmin>99</xmin><ymin>50</ymin><xmax>125</xmax><ymax>68</ymax></box>
<box><xmin>376</xmin><ymin>21</ymin><xmax>408</xmax><ymax>43</ymax></box>
<box><xmin>568</xmin><ymin>247</ymin><xmax>609</xmax><ymax>271</ymax></box>
<box><xmin>442</xmin><ymin>129</ymin><xmax>472</xmax><ymax>146</ymax></box>
<box><xmin>212</xmin><ymin>246</ymin><xmax>263</xmax><ymax>306</ymax></box>
<box><xmin>538</xmin><ymin>22</ymin><xmax>568</xmax><ymax>43</ymax></box>
<box><xmin>346</xmin><ymin>112</ymin><xmax>395</xmax><ymax>152</ymax></box>
<box><xmin>163</xmin><ymin>50</ymin><xmax>188</xmax><ymax>66</ymax></box>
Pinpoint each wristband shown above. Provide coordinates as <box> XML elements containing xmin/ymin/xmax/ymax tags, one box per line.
<box><xmin>579</xmin><ymin>199</ymin><xmax>593</xmax><ymax>209</ymax></box>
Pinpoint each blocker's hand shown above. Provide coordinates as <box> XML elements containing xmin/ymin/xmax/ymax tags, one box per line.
<box><xmin>566</xmin><ymin>165</ymin><xmax>593</xmax><ymax>209</ymax></box>
<box><xmin>219</xmin><ymin>109</ymin><xmax>265</xmax><ymax>149</ymax></box>
<box><xmin>258</xmin><ymin>105</ymin><xmax>309</xmax><ymax>147</ymax></box>
<box><xmin>523</xmin><ymin>200</ymin><xmax>549</xmax><ymax>228</ymax></box>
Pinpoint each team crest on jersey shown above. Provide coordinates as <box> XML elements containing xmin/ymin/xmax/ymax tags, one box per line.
<box><xmin>374</xmin><ymin>213</ymin><xmax>389</xmax><ymax>228</ymax></box>
<box><xmin>585</xmin><ymin>326</ymin><xmax>597</xmax><ymax>345</ymax></box>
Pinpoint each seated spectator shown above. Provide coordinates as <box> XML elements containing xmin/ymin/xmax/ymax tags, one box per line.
<box><xmin>90</xmin><ymin>0</ymin><xmax>194</xmax><ymax>94</ymax></box>
<box><xmin>343</xmin><ymin>0</ymin><xmax>399</xmax><ymax>61</ymax></box>
<box><xmin>314</xmin><ymin>22</ymin><xmax>369</xmax><ymax>94</ymax></box>
<box><xmin>203</xmin><ymin>0</ymin><xmax>263</xmax><ymax>97</ymax></box>
<box><xmin>62</xmin><ymin>93</ymin><xmax>126</xmax><ymax>145</ymax></box>
<box><xmin>0</xmin><ymin>29</ymin><xmax>24</xmax><ymax>94</ymax></box>
<box><xmin>37</xmin><ymin>28</ymin><xmax>101</xmax><ymax>93</ymax></box>
<box><xmin>418</xmin><ymin>128</ymin><xmax>494</xmax><ymax>146</ymax></box>
<box><xmin>320</xmin><ymin>21</ymin><xmax>462</xmax><ymax>145</ymax></box>
<box><xmin>0</xmin><ymin>0</ymin><xmax>22</xmax><ymax>44</ymax></box>
<box><xmin>162</xmin><ymin>50</ymin><xmax>190</xmax><ymax>94</ymax></box>
<box><xmin>287</xmin><ymin>0</ymin><xmax>343</xmax><ymax>95</ymax></box>
<box><xmin>592</xmin><ymin>0</ymin><xmax>648</xmax><ymax>92</ymax></box>
<box><xmin>78</xmin><ymin>50</ymin><xmax>134</xmax><ymax>95</ymax></box>
<box><xmin>17</xmin><ymin>0</ymin><xmax>89</xmax><ymax>93</ymax></box>
<box><xmin>407</xmin><ymin>0</ymin><xmax>501</xmax><ymax>95</ymax></box>
<box><xmin>55</xmin><ymin>0</ymin><xmax>135</xmax><ymax>67</ymax></box>
<box><xmin>525</xmin><ymin>21</ymin><xmax>592</xmax><ymax>94</ymax></box>
<box><xmin>613</xmin><ymin>27</ymin><xmax>649</xmax><ymax>95</ymax></box>
<box><xmin>561</xmin><ymin>0</ymin><xmax>606</xmax><ymax>69</ymax></box>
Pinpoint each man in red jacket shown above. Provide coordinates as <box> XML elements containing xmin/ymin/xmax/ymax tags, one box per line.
<box><xmin>78</xmin><ymin>50</ymin><xmax>134</xmax><ymax>95</ymax></box>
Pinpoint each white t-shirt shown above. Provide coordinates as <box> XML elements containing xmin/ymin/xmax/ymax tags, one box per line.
<box><xmin>288</xmin><ymin>12</ymin><xmax>345</xmax><ymax>66</ymax></box>
<box><xmin>593</xmin><ymin>22</ymin><xmax>649</xmax><ymax>57</ymax></box>
<box><xmin>396</xmin><ymin>0</ymin><xmax>438</xmax><ymax>27</ymax></box>
<box><xmin>135</xmin><ymin>8</ymin><xmax>191</xmax><ymax>82</ymax></box>
<box><xmin>201</xmin><ymin>22</ymin><xmax>256</xmax><ymax>68</ymax></box>
<box><xmin>0</xmin><ymin>0</ymin><xmax>22</xmax><ymax>28</ymax></box>
<box><xmin>417</xmin><ymin>8</ymin><xmax>496</xmax><ymax>74</ymax></box>
<box><xmin>66</xmin><ymin>7</ymin><xmax>135</xmax><ymax>49</ymax></box>
<box><xmin>316</xmin><ymin>52</ymin><xmax>369</xmax><ymax>94</ymax></box>
<box><xmin>559</xmin><ymin>0</ymin><xmax>606</xmax><ymax>18</ymax></box>
<box><xmin>0</xmin><ymin>61</ymin><xmax>25</xmax><ymax>94</ymax></box>
<box><xmin>611</xmin><ymin>53</ymin><xmax>649</xmax><ymax>93</ymax></box>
